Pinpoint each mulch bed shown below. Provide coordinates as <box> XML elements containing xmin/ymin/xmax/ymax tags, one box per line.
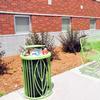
<box><xmin>0</xmin><ymin>48</ymin><xmax>82</xmax><ymax>94</ymax></box>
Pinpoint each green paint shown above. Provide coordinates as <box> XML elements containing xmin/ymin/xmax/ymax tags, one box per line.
<box><xmin>20</xmin><ymin>45</ymin><xmax>52</xmax><ymax>99</ymax></box>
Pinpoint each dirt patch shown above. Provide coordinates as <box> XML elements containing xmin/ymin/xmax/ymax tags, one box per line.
<box><xmin>0</xmin><ymin>48</ymin><xmax>82</xmax><ymax>94</ymax></box>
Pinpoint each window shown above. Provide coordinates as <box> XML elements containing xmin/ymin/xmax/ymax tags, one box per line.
<box><xmin>15</xmin><ymin>16</ymin><xmax>31</xmax><ymax>34</ymax></box>
<box><xmin>90</xmin><ymin>18</ymin><xmax>96</xmax><ymax>29</ymax></box>
<box><xmin>48</xmin><ymin>0</ymin><xmax>52</xmax><ymax>5</ymax></box>
<box><xmin>94</xmin><ymin>0</ymin><xmax>100</xmax><ymax>2</ymax></box>
<box><xmin>62</xmin><ymin>17</ymin><xmax>71</xmax><ymax>31</ymax></box>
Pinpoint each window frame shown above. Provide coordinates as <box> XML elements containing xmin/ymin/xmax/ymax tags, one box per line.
<box><xmin>93</xmin><ymin>0</ymin><xmax>100</xmax><ymax>2</ymax></box>
<box><xmin>14</xmin><ymin>15</ymin><xmax>31</xmax><ymax>34</ymax></box>
<box><xmin>48</xmin><ymin>0</ymin><xmax>52</xmax><ymax>5</ymax></box>
<box><xmin>62</xmin><ymin>17</ymin><xmax>71</xmax><ymax>32</ymax></box>
<box><xmin>90</xmin><ymin>18</ymin><xmax>96</xmax><ymax>29</ymax></box>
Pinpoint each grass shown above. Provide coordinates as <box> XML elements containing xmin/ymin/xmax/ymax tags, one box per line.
<box><xmin>92</xmin><ymin>41</ymin><xmax>100</xmax><ymax>51</ymax></box>
<box><xmin>80</xmin><ymin>38</ymin><xmax>100</xmax><ymax>62</ymax></box>
<box><xmin>0</xmin><ymin>92</ymin><xmax>5</xmax><ymax>97</ymax></box>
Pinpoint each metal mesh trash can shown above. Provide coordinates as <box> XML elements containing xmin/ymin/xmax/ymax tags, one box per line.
<box><xmin>20</xmin><ymin>45</ymin><xmax>52</xmax><ymax>99</ymax></box>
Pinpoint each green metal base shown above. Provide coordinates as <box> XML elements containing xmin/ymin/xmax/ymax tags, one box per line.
<box><xmin>25</xmin><ymin>83</ymin><xmax>54</xmax><ymax>100</ymax></box>
<box><xmin>25</xmin><ymin>90</ymin><xmax>52</xmax><ymax>100</ymax></box>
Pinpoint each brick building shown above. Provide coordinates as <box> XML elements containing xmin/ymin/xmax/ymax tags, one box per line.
<box><xmin>0</xmin><ymin>0</ymin><xmax>100</xmax><ymax>35</ymax></box>
<box><xmin>0</xmin><ymin>0</ymin><xmax>100</xmax><ymax>56</ymax></box>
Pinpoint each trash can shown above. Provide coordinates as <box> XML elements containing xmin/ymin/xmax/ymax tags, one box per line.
<box><xmin>20</xmin><ymin>45</ymin><xmax>52</xmax><ymax>99</ymax></box>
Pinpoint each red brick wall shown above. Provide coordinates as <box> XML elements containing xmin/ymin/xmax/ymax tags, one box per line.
<box><xmin>31</xmin><ymin>16</ymin><xmax>61</xmax><ymax>32</ymax></box>
<box><xmin>96</xmin><ymin>19</ymin><xmax>100</xmax><ymax>29</ymax></box>
<box><xmin>0</xmin><ymin>14</ymin><xmax>61</xmax><ymax>35</ymax></box>
<box><xmin>0</xmin><ymin>14</ymin><xmax>100</xmax><ymax>35</ymax></box>
<box><xmin>0</xmin><ymin>14</ymin><xmax>14</xmax><ymax>35</ymax></box>
<box><xmin>0</xmin><ymin>0</ymin><xmax>100</xmax><ymax>17</ymax></box>
<box><xmin>0</xmin><ymin>0</ymin><xmax>100</xmax><ymax>35</ymax></box>
<box><xmin>71</xmin><ymin>18</ymin><xmax>90</xmax><ymax>30</ymax></box>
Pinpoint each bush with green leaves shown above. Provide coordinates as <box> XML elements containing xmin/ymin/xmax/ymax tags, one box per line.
<box><xmin>59</xmin><ymin>30</ymin><xmax>86</xmax><ymax>54</ymax></box>
<box><xmin>25</xmin><ymin>32</ymin><xmax>58</xmax><ymax>60</ymax></box>
<box><xmin>0</xmin><ymin>43</ymin><xmax>7</xmax><ymax>75</ymax></box>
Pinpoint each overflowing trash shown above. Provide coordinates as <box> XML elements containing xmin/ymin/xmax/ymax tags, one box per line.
<box><xmin>23</xmin><ymin>47</ymin><xmax>49</xmax><ymax>56</ymax></box>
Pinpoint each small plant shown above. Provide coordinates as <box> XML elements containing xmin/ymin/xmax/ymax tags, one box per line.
<box><xmin>0</xmin><ymin>92</ymin><xmax>5</xmax><ymax>97</ymax></box>
<box><xmin>25</xmin><ymin>32</ymin><xmax>58</xmax><ymax>60</ymax></box>
<box><xmin>0</xmin><ymin>43</ymin><xmax>7</xmax><ymax>75</ymax></box>
<box><xmin>59</xmin><ymin>29</ymin><xmax>86</xmax><ymax>54</ymax></box>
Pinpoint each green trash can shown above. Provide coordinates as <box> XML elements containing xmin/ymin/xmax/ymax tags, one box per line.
<box><xmin>20</xmin><ymin>45</ymin><xmax>52</xmax><ymax>99</ymax></box>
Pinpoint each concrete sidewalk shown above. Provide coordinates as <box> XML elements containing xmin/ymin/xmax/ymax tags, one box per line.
<box><xmin>1</xmin><ymin>64</ymin><xmax>100</xmax><ymax>100</ymax></box>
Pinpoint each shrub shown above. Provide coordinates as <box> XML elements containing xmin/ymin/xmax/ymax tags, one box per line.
<box><xmin>25</xmin><ymin>32</ymin><xmax>58</xmax><ymax>60</ymax></box>
<box><xmin>59</xmin><ymin>30</ymin><xmax>86</xmax><ymax>54</ymax></box>
<box><xmin>0</xmin><ymin>43</ymin><xmax>7</xmax><ymax>75</ymax></box>
<box><xmin>0</xmin><ymin>92</ymin><xmax>5</xmax><ymax>97</ymax></box>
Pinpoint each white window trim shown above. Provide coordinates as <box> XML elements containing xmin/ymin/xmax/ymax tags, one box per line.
<box><xmin>62</xmin><ymin>17</ymin><xmax>71</xmax><ymax>32</ymax></box>
<box><xmin>95</xmin><ymin>0</ymin><xmax>100</xmax><ymax>2</ymax></box>
<box><xmin>48</xmin><ymin>0</ymin><xmax>52</xmax><ymax>5</ymax></box>
<box><xmin>90</xmin><ymin>18</ymin><xmax>96</xmax><ymax>30</ymax></box>
<box><xmin>14</xmin><ymin>15</ymin><xmax>32</xmax><ymax>34</ymax></box>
